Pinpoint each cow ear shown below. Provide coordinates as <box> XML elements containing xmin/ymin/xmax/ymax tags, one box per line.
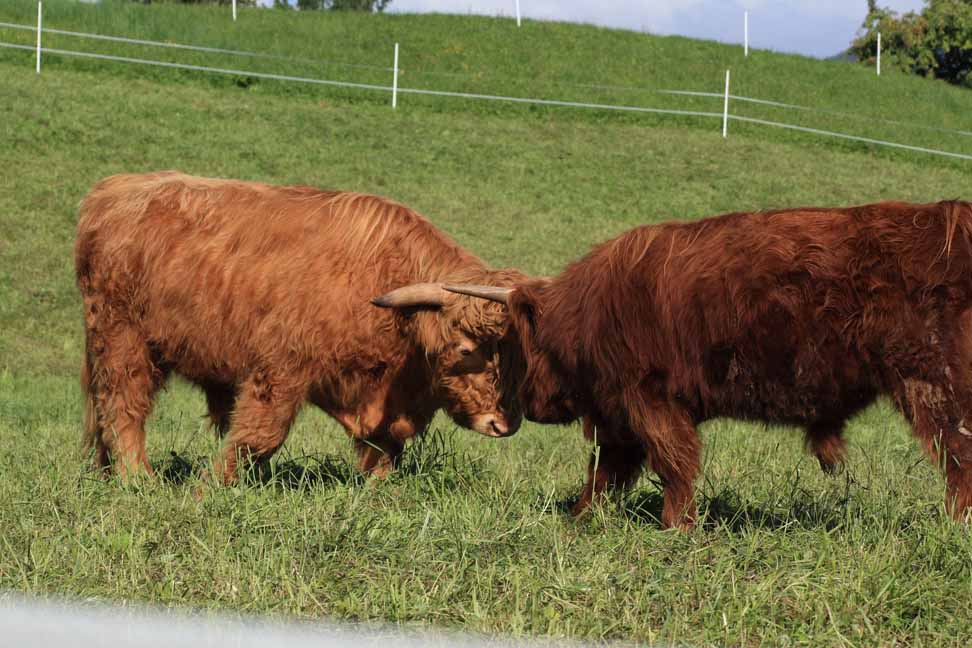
<box><xmin>371</xmin><ymin>283</ymin><xmax>447</xmax><ymax>309</ymax></box>
<box><xmin>507</xmin><ymin>289</ymin><xmax>539</xmax><ymax>343</ymax></box>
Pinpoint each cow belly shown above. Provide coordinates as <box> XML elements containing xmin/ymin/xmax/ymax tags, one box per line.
<box><xmin>701</xmin><ymin>343</ymin><xmax>877</xmax><ymax>425</ymax></box>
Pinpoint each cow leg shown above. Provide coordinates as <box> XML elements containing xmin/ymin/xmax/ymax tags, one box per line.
<box><xmin>940</xmin><ymin>313</ymin><xmax>972</xmax><ymax>519</ymax></box>
<box><xmin>86</xmin><ymin>324</ymin><xmax>167</xmax><ymax>480</ymax></box>
<box><xmin>805</xmin><ymin>420</ymin><xmax>847</xmax><ymax>474</ymax></box>
<box><xmin>213</xmin><ymin>372</ymin><xmax>305</xmax><ymax>486</ymax></box>
<box><xmin>645</xmin><ymin>440</ymin><xmax>701</xmax><ymax>530</ymax></box>
<box><xmin>354</xmin><ymin>414</ymin><xmax>428</xmax><ymax>477</ymax></box>
<box><xmin>571</xmin><ymin>438</ymin><xmax>645</xmax><ymax>517</ymax></box>
<box><xmin>81</xmin><ymin>347</ymin><xmax>110</xmax><ymax>474</ymax></box>
<box><xmin>635</xmin><ymin>405</ymin><xmax>701</xmax><ymax>530</ymax></box>
<box><xmin>893</xmin><ymin>373</ymin><xmax>972</xmax><ymax>521</ymax></box>
<box><xmin>202</xmin><ymin>382</ymin><xmax>236</xmax><ymax>439</ymax></box>
<box><xmin>329</xmin><ymin>408</ymin><xmax>403</xmax><ymax>477</ymax></box>
<box><xmin>329</xmin><ymin>396</ymin><xmax>429</xmax><ymax>478</ymax></box>
<box><xmin>354</xmin><ymin>435</ymin><xmax>405</xmax><ymax>478</ymax></box>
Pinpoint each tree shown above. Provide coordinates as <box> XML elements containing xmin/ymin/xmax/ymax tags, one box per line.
<box><xmin>294</xmin><ymin>0</ymin><xmax>391</xmax><ymax>10</ymax></box>
<box><xmin>851</xmin><ymin>0</ymin><xmax>972</xmax><ymax>88</ymax></box>
<box><xmin>132</xmin><ymin>1</ymin><xmax>259</xmax><ymax>5</ymax></box>
<box><xmin>133</xmin><ymin>0</ymin><xmax>390</xmax><ymax>10</ymax></box>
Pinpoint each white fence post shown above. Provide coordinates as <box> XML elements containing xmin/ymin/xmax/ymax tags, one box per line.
<box><xmin>515</xmin><ymin>0</ymin><xmax>521</xmax><ymax>27</ymax></box>
<box><xmin>35</xmin><ymin>1</ymin><xmax>42</xmax><ymax>74</ymax></box>
<box><xmin>232</xmin><ymin>0</ymin><xmax>237</xmax><ymax>22</ymax></box>
<box><xmin>744</xmin><ymin>11</ymin><xmax>748</xmax><ymax>57</ymax></box>
<box><xmin>876</xmin><ymin>32</ymin><xmax>881</xmax><ymax>75</ymax></box>
<box><xmin>392</xmin><ymin>42</ymin><xmax>399</xmax><ymax>108</ymax></box>
<box><xmin>722</xmin><ymin>69</ymin><xmax>730</xmax><ymax>138</ymax></box>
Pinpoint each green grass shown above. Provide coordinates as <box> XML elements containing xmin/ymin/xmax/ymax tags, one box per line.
<box><xmin>2</xmin><ymin>4</ymin><xmax>972</xmax><ymax>645</ymax></box>
<box><xmin>2</xmin><ymin>0</ymin><xmax>972</xmax><ymax>166</ymax></box>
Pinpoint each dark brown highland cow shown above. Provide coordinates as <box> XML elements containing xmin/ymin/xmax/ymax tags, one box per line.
<box><xmin>445</xmin><ymin>201</ymin><xmax>972</xmax><ymax>528</ymax></box>
<box><xmin>76</xmin><ymin>171</ymin><xmax>524</xmax><ymax>483</ymax></box>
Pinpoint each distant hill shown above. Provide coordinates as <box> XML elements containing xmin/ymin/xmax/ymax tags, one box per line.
<box><xmin>0</xmin><ymin>0</ymin><xmax>968</xmax><ymax>161</ymax></box>
<box><xmin>828</xmin><ymin>50</ymin><xmax>858</xmax><ymax>62</ymax></box>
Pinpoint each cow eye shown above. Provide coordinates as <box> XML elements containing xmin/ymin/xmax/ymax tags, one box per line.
<box><xmin>460</xmin><ymin>347</ymin><xmax>473</xmax><ymax>357</ymax></box>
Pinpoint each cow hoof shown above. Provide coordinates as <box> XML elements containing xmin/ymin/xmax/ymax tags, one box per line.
<box><xmin>817</xmin><ymin>458</ymin><xmax>845</xmax><ymax>476</ymax></box>
<box><xmin>569</xmin><ymin>498</ymin><xmax>593</xmax><ymax>518</ymax></box>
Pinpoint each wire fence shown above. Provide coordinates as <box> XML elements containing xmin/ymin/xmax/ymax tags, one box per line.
<box><xmin>1</xmin><ymin>15</ymin><xmax>971</xmax><ymax>164</ymax></box>
<box><xmin>0</xmin><ymin>19</ymin><xmax>393</xmax><ymax>71</ymax></box>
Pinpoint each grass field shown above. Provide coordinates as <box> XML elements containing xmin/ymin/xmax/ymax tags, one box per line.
<box><xmin>2</xmin><ymin>0</ymin><xmax>972</xmax><ymax>165</ymax></box>
<box><xmin>3</xmin><ymin>3</ymin><xmax>972</xmax><ymax>646</ymax></box>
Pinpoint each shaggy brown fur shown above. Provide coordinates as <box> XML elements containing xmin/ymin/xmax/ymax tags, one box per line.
<box><xmin>76</xmin><ymin>171</ymin><xmax>525</xmax><ymax>483</ymax></box>
<box><xmin>454</xmin><ymin>200</ymin><xmax>972</xmax><ymax>528</ymax></box>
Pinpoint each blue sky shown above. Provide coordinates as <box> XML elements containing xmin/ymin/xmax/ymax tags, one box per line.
<box><xmin>263</xmin><ymin>1</ymin><xmax>926</xmax><ymax>59</ymax></box>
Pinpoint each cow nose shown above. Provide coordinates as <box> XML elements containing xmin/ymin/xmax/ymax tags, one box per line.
<box><xmin>490</xmin><ymin>418</ymin><xmax>509</xmax><ymax>436</ymax></box>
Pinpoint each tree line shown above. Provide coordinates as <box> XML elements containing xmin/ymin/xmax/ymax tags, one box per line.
<box><xmin>133</xmin><ymin>0</ymin><xmax>390</xmax><ymax>10</ymax></box>
<box><xmin>852</xmin><ymin>0</ymin><xmax>972</xmax><ymax>88</ymax></box>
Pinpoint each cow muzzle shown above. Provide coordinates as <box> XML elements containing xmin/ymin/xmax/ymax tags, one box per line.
<box><xmin>473</xmin><ymin>413</ymin><xmax>520</xmax><ymax>438</ymax></box>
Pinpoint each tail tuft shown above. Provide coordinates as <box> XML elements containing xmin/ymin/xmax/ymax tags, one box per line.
<box><xmin>81</xmin><ymin>346</ymin><xmax>98</xmax><ymax>454</ymax></box>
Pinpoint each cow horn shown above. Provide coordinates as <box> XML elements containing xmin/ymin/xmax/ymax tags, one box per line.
<box><xmin>371</xmin><ymin>283</ymin><xmax>447</xmax><ymax>308</ymax></box>
<box><xmin>443</xmin><ymin>284</ymin><xmax>514</xmax><ymax>306</ymax></box>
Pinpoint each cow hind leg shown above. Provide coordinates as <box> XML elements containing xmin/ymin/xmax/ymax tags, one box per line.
<box><xmin>85</xmin><ymin>324</ymin><xmax>166</xmax><ymax>480</ymax></box>
<box><xmin>212</xmin><ymin>372</ymin><xmax>305</xmax><ymax>486</ymax></box>
<box><xmin>805</xmin><ymin>421</ymin><xmax>847</xmax><ymax>475</ymax></box>
<box><xmin>81</xmin><ymin>347</ymin><xmax>109</xmax><ymax>473</ymax></box>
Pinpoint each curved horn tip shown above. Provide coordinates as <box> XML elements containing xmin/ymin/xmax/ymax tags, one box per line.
<box><xmin>442</xmin><ymin>284</ymin><xmax>514</xmax><ymax>305</ymax></box>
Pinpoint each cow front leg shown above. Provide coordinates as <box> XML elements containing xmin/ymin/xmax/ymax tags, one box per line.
<box><xmin>354</xmin><ymin>414</ymin><xmax>427</xmax><ymax>477</ymax></box>
<box><xmin>894</xmin><ymin>375</ymin><xmax>972</xmax><ymax>521</ymax></box>
<box><xmin>630</xmin><ymin>403</ymin><xmax>701</xmax><ymax>530</ymax></box>
<box><xmin>331</xmin><ymin>400</ymin><xmax>427</xmax><ymax>479</ymax></box>
<box><xmin>354</xmin><ymin>435</ymin><xmax>405</xmax><ymax>478</ymax></box>
<box><xmin>572</xmin><ymin>420</ymin><xmax>646</xmax><ymax>516</ymax></box>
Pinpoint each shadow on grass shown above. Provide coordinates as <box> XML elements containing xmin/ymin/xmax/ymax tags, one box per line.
<box><xmin>155</xmin><ymin>451</ymin><xmax>200</xmax><ymax>485</ymax></box>
<box><xmin>264</xmin><ymin>455</ymin><xmax>361</xmax><ymax>490</ymax></box>
<box><xmin>619</xmin><ymin>486</ymin><xmax>852</xmax><ymax>532</ymax></box>
<box><xmin>701</xmin><ymin>489</ymin><xmax>851</xmax><ymax>532</ymax></box>
<box><xmin>152</xmin><ymin>426</ymin><xmax>475</xmax><ymax>491</ymax></box>
<box><xmin>152</xmin><ymin>451</ymin><xmax>359</xmax><ymax>490</ymax></box>
<box><xmin>538</xmin><ymin>481</ymin><xmax>855</xmax><ymax>532</ymax></box>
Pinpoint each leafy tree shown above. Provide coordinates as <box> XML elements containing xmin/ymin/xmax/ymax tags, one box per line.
<box><xmin>294</xmin><ymin>0</ymin><xmax>391</xmax><ymax>10</ymax></box>
<box><xmin>132</xmin><ymin>0</ymin><xmax>390</xmax><ymax>11</ymax></box>
<box><xmin>852</xmin><ymin>0</ymin><xmax>972</xmax><ymax>87</ymax></box>
<box><xmin>131</xmin><ymin>1</ymin><xmax>259</xmax><ymax>5</ymax></box>
<box><xmin>135</xmin><ymin>1</ymin><xmax>259</xmax><ymax>5</ymax></box>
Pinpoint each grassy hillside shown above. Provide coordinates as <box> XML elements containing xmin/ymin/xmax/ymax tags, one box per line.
<box><xmin>2</xmin><ymin>4</ymin><xmax>972</xmax><ymax>646</ymax></box>
<box><xmin>1</xmin><ymin>0</ymin><xmax>971</xmax><ymax>165</ymax></box>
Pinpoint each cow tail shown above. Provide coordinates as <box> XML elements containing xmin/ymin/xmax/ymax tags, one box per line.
<box><xmin>80</xmin><ymin>343</ymin><xmax>99</xmax><ymax>454</ymax></box>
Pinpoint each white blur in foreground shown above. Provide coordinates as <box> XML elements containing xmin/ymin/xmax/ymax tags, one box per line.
<box><xmin>0</xmin><ymin>593</ymin><xmax>598</xmax><ymax>648</ymax></box>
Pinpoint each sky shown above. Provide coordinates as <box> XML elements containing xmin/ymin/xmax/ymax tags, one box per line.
<box><xmin>369</xmin><ymin>0</ymin><xmax>927</xmax><ymax>59</ymax></box>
